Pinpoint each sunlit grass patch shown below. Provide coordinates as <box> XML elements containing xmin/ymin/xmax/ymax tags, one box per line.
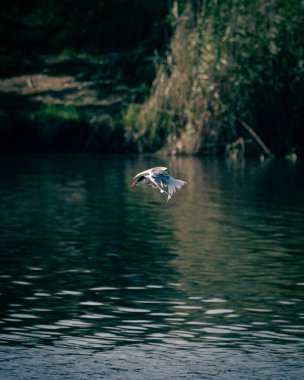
<box><xmin>38</xmin><ymin>104</ymin><xmax>80</xmax><ymax>122</ymax></box>
<box><xmin>39</xmin><ymin>104</ymin><xmax>80</xmax><ymax>121</ymax></box>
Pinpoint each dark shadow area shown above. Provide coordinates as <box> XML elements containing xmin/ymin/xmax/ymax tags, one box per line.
<box><xmin>0</xmin><ymin>90</ymin><xmax>126</xmax><ymax>153</ymax></box>
<box><xmin>1</xmin><ymin>1</ymin><xmax>303</xmax><ymax>155</ymax></box>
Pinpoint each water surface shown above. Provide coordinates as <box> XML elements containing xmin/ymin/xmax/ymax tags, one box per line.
<box><xmin>0</xmin><ymin>155</ymin><xmax>304</xmax><ymax>379</ymax></box>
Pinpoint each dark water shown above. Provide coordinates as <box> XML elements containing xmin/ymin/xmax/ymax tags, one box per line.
<box><xmin>0</xmin><ymin>155</ymin><xmax>304</xmax><ymax>379</ymax></box>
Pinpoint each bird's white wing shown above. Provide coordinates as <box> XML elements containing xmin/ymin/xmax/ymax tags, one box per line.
<box><xmin>146</xmin><ymin>171</ymin><xmax>169</xmax><ymax>194</ymax></box>
<box><xmin>148</xmin><ymin>172</ymin><xmax>186</xmax><ymax>201</ymax></box>
<box><xmin>133</xmin><ymin>167</ymin><xmax>167</xmax><ymax>181</ymax></box>
<box><xmin>150</xmin><ymin>167</ymin><xmax>168</xmax><ymax>174</ymax></box>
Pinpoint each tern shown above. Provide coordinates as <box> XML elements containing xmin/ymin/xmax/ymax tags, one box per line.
<box><xmin>131</xmin><ymin>167</ymin><xmax>186</xmax><ymax>201</ymax></box>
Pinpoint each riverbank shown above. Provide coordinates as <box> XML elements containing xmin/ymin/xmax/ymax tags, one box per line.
<box><xmin>0</xmin><ymin>50</ymin><xmax>302</xmax><ymax>157</ymax></box>
<box><xmin>1</xmin><ymin>1</ymin><xmax>303</xmax><ymax>157</ymax></box>
<box><xmin>0</xmin><ymin>53</ymin><xmax>148</xmax><ymax>153</ymax></box>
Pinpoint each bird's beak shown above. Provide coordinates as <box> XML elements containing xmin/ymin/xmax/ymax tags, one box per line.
<box><xmin>130</xmin><ymin>182</ymin><xmax>137</xmax><ymax>187</ymax></box>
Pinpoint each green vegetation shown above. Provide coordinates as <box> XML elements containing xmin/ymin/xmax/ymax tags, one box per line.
<box><xmin>38</xmin><ymin>104</ymin><xmax>80</xmax><ymax>122</ymax></box>
<box><xmin>126</xmin><ymin>0</ymin><xmax>304</xmax><ymax>155</ymax></box>
<box><xmin>0</xmin><ymin>0</ymin><xmax>303</xmax><ymax>155</ymax></box>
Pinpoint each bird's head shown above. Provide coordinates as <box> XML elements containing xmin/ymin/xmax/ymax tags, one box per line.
<box><xmin>130</xmin><ymin>175</ymin><xmax>146</xmax><ymax>187</ymax></box>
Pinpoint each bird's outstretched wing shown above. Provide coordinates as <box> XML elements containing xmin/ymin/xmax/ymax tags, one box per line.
<box><xmin>147</xmin><ymin>170</ymin><xmax>186</xmax><ymax>201</ymax></box>
<box><xmin>133</xmin><ymin>167</ymin><xmax>167</xmax><ymax>181</ymax></box>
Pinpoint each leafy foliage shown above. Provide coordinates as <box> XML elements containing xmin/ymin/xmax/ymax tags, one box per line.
<box><xmin>1</xmin><ymin>0</ymin><xmax>303</xmax><ymax>154</ymax></box>
<box><xmin>0</xmin><ymin>0</ymin><xmax>170</xmax><ymax>78</ymax></box>
<box><xmin>127</xmin><ymin>0</ymin><xmax>304</xmax><ymax>154</ymax></box>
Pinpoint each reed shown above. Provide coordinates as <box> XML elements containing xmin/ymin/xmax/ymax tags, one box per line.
<box><xmin>125</xmin><ymin>0</ymin><xmax>304</xmax><ymax>155</ymax></box>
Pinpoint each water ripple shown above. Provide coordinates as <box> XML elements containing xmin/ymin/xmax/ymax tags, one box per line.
<box><xmin>0</xmin><ymin>156</ymin><xmax>303</xmax><ymax>376</ymax></box>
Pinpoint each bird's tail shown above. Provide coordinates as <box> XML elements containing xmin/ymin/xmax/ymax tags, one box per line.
<box><xmin>171</xmin><ymin>178</ymin><xmax>187</xmax><ymax>189</ymax></box>
<box><xmin>166</xmin><ymin>178</ymin><xmax>187</xmax><ymax>201</ymax></box>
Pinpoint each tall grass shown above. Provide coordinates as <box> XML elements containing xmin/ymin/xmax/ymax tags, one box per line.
<box><xmin>125</xmin><ymin>0</ymin><xmax>304</xmax><ymax>154</ymax></box>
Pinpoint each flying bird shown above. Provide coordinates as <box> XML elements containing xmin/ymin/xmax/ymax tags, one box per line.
<box><xmin>131</xmin><ymin>167</ymin><xmax>186</xmax><ymax>201</ymax></box>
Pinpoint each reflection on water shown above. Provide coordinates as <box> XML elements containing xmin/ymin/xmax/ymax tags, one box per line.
<box><xmin>0</xmin><ymin>155</ymin><xmax>304</xmax><ymax>378</ymax></box>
